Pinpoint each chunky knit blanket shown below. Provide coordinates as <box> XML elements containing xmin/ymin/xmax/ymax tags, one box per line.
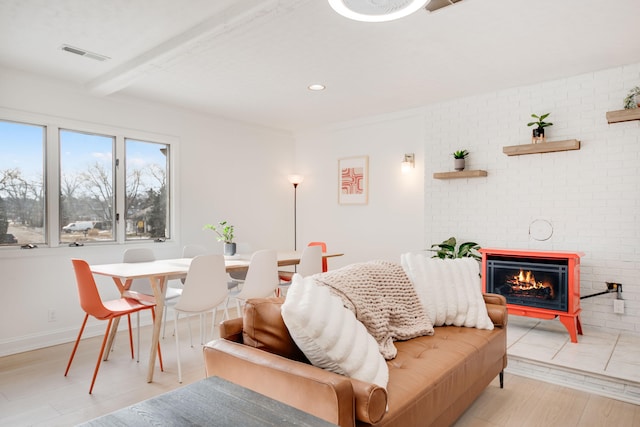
<box><xmin>314</xmin><ymin>260</ymin><xmax>434</xmax><ymax>359</ymax></box>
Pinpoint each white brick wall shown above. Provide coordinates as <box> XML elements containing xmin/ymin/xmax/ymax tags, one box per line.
<box><xmin>424</xmin><ymin>62</ymin><xmax>640</xmax><ymax>335</ymax></box>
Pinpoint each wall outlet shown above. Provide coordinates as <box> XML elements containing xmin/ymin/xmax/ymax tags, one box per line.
<box><xmin>47</xmin><ymin>309</ymin><xmax>57</xmax><ymax>322</ymax></box>
<box><xmin>613</xmin><ymin>299</ymin><xmax>624</xmax><ymax>314</ymax></box>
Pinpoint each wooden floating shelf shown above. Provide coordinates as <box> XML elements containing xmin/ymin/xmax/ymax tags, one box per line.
<box><xmin>433</xmin><ymin>170</ymin><xmax>488</xmax><ymax>179</ymax></box>
<box><xmin>606</xmin><ymin>109</ymin><xmax>640</xmax><ymax>124</ymax></box>
<box><xmin>503</xmin><ymin>139</ymin><xmax>580</xmax><ymax>156</ymax></box>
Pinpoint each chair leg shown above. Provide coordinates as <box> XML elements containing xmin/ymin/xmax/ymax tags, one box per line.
<box><xmin>199</xmin><ymin>312</ymin><xmax>205</xmax><ymax>345</ymax></box>
<box><xmin>186</xmin><ymin>313</ymin><xmax>193</xmax><ymax>347</ymax></box>
<box><xmin>224</xmin><ymin>297</ymin><xmax>231</xmax><ymax>320</ymax></box>
<box><xmin>210</xmin><ymin>308</ymin><xmax>217</xmax><ymax>341</ymax></box>
<box><xmin>65</xmin><ymin>314</ymin><xmax>89</xmax><ymax>377</ymax></box>
<box><xmin>175</xmin><ymin>312</ymin><xmax>182</xmax><ymax>383</ymax></box>
<box><xmin>136</xmin><ymin>312</ymin><xmax>140</xmax><ymax>362</ymax></box>
<box><xmin>89</xmin><ymin>318</ymin><xmax>114</xmax><ymax>394</ymax></box>
<box><xmin>126</xmin><ymin>314</ymin><xmax>134</xmax><ymax>359</ymax></box>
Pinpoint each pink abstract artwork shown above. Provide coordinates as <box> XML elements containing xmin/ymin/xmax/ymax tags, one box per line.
<box><xmin>338</xmin><ymin>156</ymin><xmax>368</xmax><ymax>204</ymax></box>
<box><xmin>341</xmin><ymin>167</ymin><xmax>364</xmax><ymax>194</ymax></box>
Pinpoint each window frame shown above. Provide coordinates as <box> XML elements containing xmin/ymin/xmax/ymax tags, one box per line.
<box><xmin>0</xmin><ymin>107</ymin><xmax>177</xmax><ymax>249</ymax></box>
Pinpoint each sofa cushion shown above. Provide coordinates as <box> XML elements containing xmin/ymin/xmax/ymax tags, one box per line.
<box><xmin>401</xmin><ymin>253</ymin><xmax>494</xmax><ymax>330</ymax></box>
<box><xmin>242</xmin><ymin>297</ymin><xmax>309</xmax><ymax>363</ymax></box>
<box><xmin>281</xmin><ymin>274</ymin><xmax>389</xmax><ymax>388</ymax></box>
<box><xmin>382</xmin><ymin>325</ymin><xmax>506</xmax><ymax>426</ymax></box>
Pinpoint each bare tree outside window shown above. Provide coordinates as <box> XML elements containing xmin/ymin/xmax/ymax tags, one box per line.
<box><xmin>59</xmin><ymin>129</ymin><xmax>115</xmax><ymax>243</ymax></box>
<box><xmin>125</xmin><ymin>139</ymin><xmax>170</xmax><ymax>240</ymax></box>
<box><xmin>0</xmin><ymin>120</ymin><xmax>45</xmax><ymax>246</ymax></box>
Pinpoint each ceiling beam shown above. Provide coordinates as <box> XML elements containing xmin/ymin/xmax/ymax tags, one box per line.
<box><xmin>86</xmin><ymin>0</ymin><xmax>308</xmax><ymax>96</ymax></box>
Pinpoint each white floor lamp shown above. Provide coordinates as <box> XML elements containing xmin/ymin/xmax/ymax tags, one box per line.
<box><xmin>287</xmin><ymin>174</ymin><xmax>304</xmax><ymax>251</ymax></box>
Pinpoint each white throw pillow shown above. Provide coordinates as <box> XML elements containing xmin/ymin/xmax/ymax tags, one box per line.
<box><xmin>400</xmin><ymin>253</ymin><xmax>494</xmax><ymax>330</ymax></box>
<box><xmin>281</xmin><ymin>274</ymin><xmax>389</xmax><ymax>388</ymax></box>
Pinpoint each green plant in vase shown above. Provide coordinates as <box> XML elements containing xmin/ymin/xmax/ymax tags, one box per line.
<box><xmin>527</xmin><ymin>113</ymin><xmax>553</xmax><ymax>143</ymax></box>
<box><xmin>452</xmin><ymin>150</ymin><xmax>469</xmax><ymax>171</ymax></box>
<box><xmin>623</xmin><ymin>86</ymin><xmax>640</xmax><ymax>109</ymax></box>
<box><xmin>203</xmin><ymin>220</ymin><xmax>236</xmax><ymax>255</ymax></box>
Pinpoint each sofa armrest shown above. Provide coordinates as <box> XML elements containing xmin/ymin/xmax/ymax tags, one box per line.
<box><xmin>204</xmin><ymin>339</ymin><xmax>355</xmax><ymax>427</ymax></box>
<box><xmin>483</xmin><ymin>293</ymin><xmax>506</xmax><ymax>306</ymax></box>
<box><xmin>348</xmin><ymin>377</ymin><xmax>388</xmax><ymax>424</ymax></box>
<box><xmin>219</xmin><ymin>317</ymin><xmax>244</xmax><ymax>342</ymax></box>
<box><xmin>483</xmin><ymin>293</ymin><xmax>508</xmax><ymax>328</ymax></box>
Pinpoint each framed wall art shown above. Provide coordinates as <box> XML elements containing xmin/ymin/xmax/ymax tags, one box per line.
<box><xmin>338</xmin><ymin>156</ymin><xmax>368</xmax><ymax>205</ymax></box>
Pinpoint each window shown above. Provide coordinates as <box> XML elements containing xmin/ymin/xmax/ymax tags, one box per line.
<box><xmin>0</xmin><ymin>114</ymin><xmax>173</xmax><ymax>247</ymax></box>
<box><xmin>0</xmin><ymin>120</ymin><xmax>46</xmax><ymax>246</ymax></box>
<box><xmin>125</xmin><ymin>139</ymin><xmax>170</xmax><ymax>240</ymax></box>
<box><xmin>59</xmin><ymin>129</ymin><xmax>115</xmax><ymax>243</ymax></box>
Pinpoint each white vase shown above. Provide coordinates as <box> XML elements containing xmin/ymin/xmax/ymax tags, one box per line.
<box><xmin>454</xmin><ymin>158</ymin><xmax>465</xmax><ymax>171</ymax></box>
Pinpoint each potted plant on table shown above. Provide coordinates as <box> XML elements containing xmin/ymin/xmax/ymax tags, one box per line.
<box><xmin>452</xmin><ymin>150</ymin><xmax>469</xmax><ymax>171</ymax></box>
<box><xmin>203</xmin><ymin>220</ymin><xmax>236</xmax><ymax>256</ymax></box>
<box><xmin>527</xmin><ymin>113</ymin><xmax>553</xmax><ymax>144</ymax></box>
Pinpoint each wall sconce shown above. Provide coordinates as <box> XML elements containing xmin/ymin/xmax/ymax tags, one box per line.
<box><xmin>401</xmin><ymin>153</ymin><xmax>415</xmax><ymax>174</ymax></box>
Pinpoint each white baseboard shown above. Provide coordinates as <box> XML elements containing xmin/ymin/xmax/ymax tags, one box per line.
<box><xmin>0</xmin><ymin>317</ymin><xmax>155</xmax><ymax>357</ymax></box>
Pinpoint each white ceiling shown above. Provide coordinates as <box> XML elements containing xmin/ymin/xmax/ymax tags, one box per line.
<box><xmin>2</xmin><ymin>0</ymin><xmax>640</xmax><ymax>131</ymax></box>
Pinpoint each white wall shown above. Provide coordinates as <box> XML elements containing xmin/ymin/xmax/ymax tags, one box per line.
<box><xmin>296</xmin><ymin>63</ymin><xmax>640</xmax><ymax>335</ymax></box>
<box><xmin>0</xmin><ymin>68</ymin><xmax>295</xmax><ymax>356</ymax></box>
<box><xmin>294</xmin><ymin>111</ymin><xmax>426</xmax><ymax>268</ymax></box>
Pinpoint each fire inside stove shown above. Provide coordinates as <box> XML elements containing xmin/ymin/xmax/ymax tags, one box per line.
<box><xmin>506</xmin><ymin>270</ymin><xmax>555</xmax><ymax>299</ymax></box>
<box><xmin>485</xmin><ymin>258</ymin><xmax>568</xmax><ymax>311</ymax></box>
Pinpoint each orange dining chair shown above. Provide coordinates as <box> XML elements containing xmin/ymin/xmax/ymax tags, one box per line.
<box><xmin>65</xmin><ymin>259</ymin><xmax>163</xmax><ymax>394</ymax></box>
<box><xmin>308</xmin><ymin>241</ymin><xmax>328</xmax><ymax>272</ymax></box>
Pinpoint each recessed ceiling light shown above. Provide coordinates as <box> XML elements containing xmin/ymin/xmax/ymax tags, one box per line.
<box><xmin>328</xmin><ymin>0</ymin><xmax>429</xmax><ymax>22</ymax></box>
<box><xmin>60</xmin><ymin>44</ymin><xmax>110</xmax><ymax>62</ymax></box>
<box><xmin>308</xmin><ymin>84</ymin><xmax>326</xmax><ymax>91</ymax></box>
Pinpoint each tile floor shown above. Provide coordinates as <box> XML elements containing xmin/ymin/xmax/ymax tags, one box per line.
<box><xmin>505</xmin><ymin>315</ymin><xmax>640</xmax><ymax>405</ymax></box>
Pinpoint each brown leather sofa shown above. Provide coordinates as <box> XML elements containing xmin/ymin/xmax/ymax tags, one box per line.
<box><xmin>203</xmin><ymin>294</ymin><xmax>508</xmax><ymax>427</ymax></box>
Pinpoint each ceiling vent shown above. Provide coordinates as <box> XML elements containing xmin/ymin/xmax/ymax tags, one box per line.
<box><xmin>425</xmin><ymin>0</ymin><xmax>463</xmax><ymax>13</ymax></box>
<box><xmin>60</xmin><ymin>44</ymin><xmax>110</xmax><ymax>62</ymax></box>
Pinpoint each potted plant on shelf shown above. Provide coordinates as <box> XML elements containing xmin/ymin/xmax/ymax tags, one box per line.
<box><xmin>527</xmin><ymin>113</ymin><xmax>553</xmax><ymax>143</ymax></box>
<box><xmin>203</xmin><ymin>220</ymin><xmax>236</xmax><ymax>256</ymax></box>
<box><xmin>623</xmin><ymin>86</ymin><xmax>640</xmax><ymax>109</ymax></box>
<box><xmin>452</xmin><ymin>150</ymin><xmax>469</xmax><ymax>171</ymax></box>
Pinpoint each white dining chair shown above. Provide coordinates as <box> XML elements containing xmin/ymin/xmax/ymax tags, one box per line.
<box><xmin>226</xmin><ymin>249</ymin><xmax>279</xmax><ymax>317</ymax></box>
<box><xmin>277</xmin><ymin>244</ymin><xmax>323</xmax><ymax>296</ymax></box>
<box><xmin>164</xmin><ymin>244</ymin><xmax>207</xmax><ymax>339</ymax></box>
<box><xmin>182</xmin><ymin>244</ymin><xmax>207</xmax><ymax>259</ymax></box>
<box><xmin>173</xmin><ymin>254</ymin><xmax>229</xmax><ymax>383</ymax></box>
<box><xmin>122</xmin><ymin>248</ymin><xmax>182</xmax><ymax>360</ymax></box>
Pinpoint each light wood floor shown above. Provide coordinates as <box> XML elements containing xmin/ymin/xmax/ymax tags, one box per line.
<box><xmin>1</xmin><ymin>316</ymin><xmax>638</xmax><ymax>427</ymax></box>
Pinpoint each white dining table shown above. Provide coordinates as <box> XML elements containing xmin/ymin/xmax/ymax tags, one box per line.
<box><xmin>89</xmin><ymin>251</ymin><xmax>343</xmax><ymax>382</ymax></box>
